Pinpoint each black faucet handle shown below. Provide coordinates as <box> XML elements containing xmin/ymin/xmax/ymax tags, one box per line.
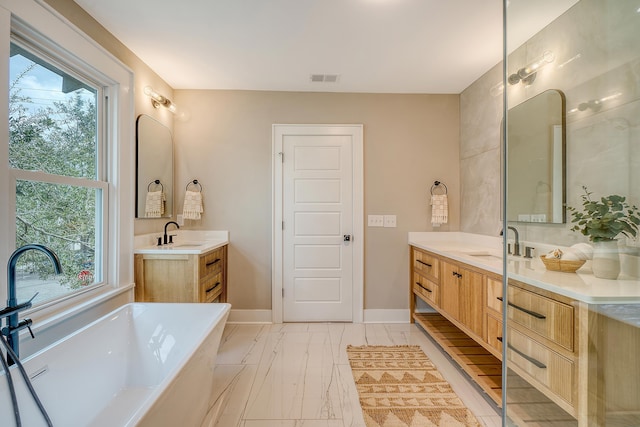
<box><xmin>26</xmin><ymin>321</ymin><xmax>35</xmax><ymax>339</ymax></box>
<box><xmin>26</xmin><ymin>292</ymin><xmax>39</xmax><ymax>304</ymax></box>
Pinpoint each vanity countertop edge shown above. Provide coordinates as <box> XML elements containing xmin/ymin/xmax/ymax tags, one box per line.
<box><xmin>409</xmin><ymin>231</ymin><xmax>640</xmax><ymax>305</ymax></box>
<box><xmin>134</xmin><ymin>230</ymin><xmax>229</xmax><ymax>255</ymax></box>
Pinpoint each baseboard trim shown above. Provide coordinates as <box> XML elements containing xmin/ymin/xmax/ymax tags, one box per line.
<box><xmin>227</xmin><ymin>309</ymin><xmax>273</xmax><ymax>324</ymax></box>
<box><xmin>227</xmin><ymin>309</ymin><xmax>409</xmax><ymax>324</ymax></box>
<box><xmin>363</xmin><ymin>309</ymin><xmax>410</xmax><ymax>323</ymax></box>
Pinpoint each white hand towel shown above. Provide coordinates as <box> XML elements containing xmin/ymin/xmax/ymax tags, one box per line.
<box><xmin>145</xmin><ymin>190</ymin><xmax>165</xmax><ymax>218</ymax></box>
<box><xmin>430</xmin><ymin>194</ymin><xmax>448</xmax><ymax>226</ymax></box>
<box><xmin>183</xmin><ymin>190</ymin><xmax>203</xmax><ymax>220</ymax></box>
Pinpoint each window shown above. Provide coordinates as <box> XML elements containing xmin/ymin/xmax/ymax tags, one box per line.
<box><xmin>1</xmin><ymin>2</ymin><xmax>134</xmax><ymax>321</ymax></box>
<box><xmin>8</xmin><ymin>39</ymin><xmax>107</xmax><ymax>306</ymax></box>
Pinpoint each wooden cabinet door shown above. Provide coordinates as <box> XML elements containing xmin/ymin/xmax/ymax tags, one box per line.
<box><xmin>441</xmin><ymin>260</ymin><xmax>484</xmax><ymax>339</ymax></box>
<box><xmin>459</xmin><ymin>267</ymin><xmax>485</xmax><ymax>338</ymax></box>
<box><xmin>441</xmin><ymin>261</ymin><xmax>461</xmax><ymax>321</ymax></box>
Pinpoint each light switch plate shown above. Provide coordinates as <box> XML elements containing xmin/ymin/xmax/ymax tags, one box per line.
<box><xmin>177</xmin><ymin>214</ymin><xmax>184</xmax><ymax>226</ymax></box>
<box><xmin>368</xmin><ymin>215</ymin><xmax>384</xmax><ymax>227</ymax></box>
<box><xmin>383</xmin><ymin>215</ymin><xmax>397</xmax><ymax>228</ymax></box>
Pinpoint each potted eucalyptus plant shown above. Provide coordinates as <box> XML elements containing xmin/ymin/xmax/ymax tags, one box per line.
<box><xmin>567</xmin><ymin>186</ymin><xmax>640</xmax><ymax>279</ymax></box>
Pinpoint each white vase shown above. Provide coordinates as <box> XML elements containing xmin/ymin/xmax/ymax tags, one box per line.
<box><xmin>591</xmin><ymin>239</ymin><xmax>620</xmax><ymax>280</ymax></box>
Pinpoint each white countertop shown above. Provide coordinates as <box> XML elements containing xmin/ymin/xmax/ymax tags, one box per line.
<box><xmin>134</xmin><ymin>230</ymin><xmax>229</xmax><ymax>255</ymax></box>
<box><xmin>409</xmin><ymin>232</ymin><xmax>640</xmax><ymax>305</ymax></box>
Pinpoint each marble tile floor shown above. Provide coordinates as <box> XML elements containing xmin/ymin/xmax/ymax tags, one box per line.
<box><xmin>204</xmin><ymin>322</ymin><xmax>502</xmax><ymax>427</ymax></box>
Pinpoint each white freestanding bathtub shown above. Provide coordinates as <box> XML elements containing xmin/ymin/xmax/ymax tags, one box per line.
<box><xmin>0</xmin><ymin>302</ymin><xmax>231</xmax><ymax>427</ymax></box>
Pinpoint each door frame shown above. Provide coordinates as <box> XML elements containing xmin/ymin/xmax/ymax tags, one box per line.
<box><xmin>272</xmin><ymin>124</ymin><xmax>364</xmax><ymax>324</ymax></box>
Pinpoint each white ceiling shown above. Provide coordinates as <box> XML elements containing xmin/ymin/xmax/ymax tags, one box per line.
<box><xmin>72</xmin><ymin>0</ymin><xmax>578</xmax><ymax>94</ymax></box>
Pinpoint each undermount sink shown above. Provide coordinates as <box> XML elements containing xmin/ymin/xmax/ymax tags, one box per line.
<box><xmin>171</xmin><ymin>242</ymin><xmax>205</xmax><ymax>248</ymax></box>
<box><xmin>462</xmin><ymin>250</ymin><xmax>497</xmax><ymax>257</ymax></box>
<box><xmin>458</xmin><ymin>249</ymin><xmax>529</xmax><ymax>262</ymax></box>
<box><xmin>469</xmin><ymin>253</ymin><xmax>502</xmax><ymax>261</ymax></box>
<box><xmin>459</xmin><ymin>249</ymin><xmax>501</xmax><ymax>259</ymax></box>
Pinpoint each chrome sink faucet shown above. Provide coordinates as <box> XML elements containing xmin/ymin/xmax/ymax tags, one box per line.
<box><xmin>1</xmin><ymin>244</ymin><xmax>62</xmax><ymax>363</ymax></box>
<box><xmin>163</xmin><ymin>221</ymin><xmax>180</xmax><ymax>245</ymax></box>
<box><xmin>500</xmin><ymin>226</ymin><xmax>521</xmax><ymax>256</ymax></box>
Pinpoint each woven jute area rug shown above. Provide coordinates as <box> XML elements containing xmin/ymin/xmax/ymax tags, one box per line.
<box><xmin>347</xmin><ymin>345</ymin><xmax>481</xmax><ymax>427</ymax></box>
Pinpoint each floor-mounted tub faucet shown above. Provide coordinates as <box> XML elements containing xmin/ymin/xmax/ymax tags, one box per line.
<box><xmin>500</xmin><ymin>226</ymin><xmax>521</xmax><ymax>256</ymax></box>
<box><xmin>1</xmin><ymin>244</ymin><xmax>62</xmax><ymax>363</ymax></box>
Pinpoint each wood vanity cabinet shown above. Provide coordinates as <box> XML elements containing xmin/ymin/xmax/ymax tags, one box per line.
<box><xmin>410</xmin><ymin>245</ymin><xmax>502</xmax><ymax>405</ymax></box>
<box><xmin>483</xmin><ymin>273</ymin><xmax>579</xmax><ymax>413</ymax></box>
<box><xmin>134</xmin><ymin>245</ymin><xmax>227</xmax><ymax>303</ymax></box>
<box><xmin>505</xmin><ymin>280</ymin><xmax>579</xmax><ymax>417</ymax></box>
<box><xmin>409</xmin><ymin>243</ymin><xmax>638</xmax><ymax>425</ymax></box>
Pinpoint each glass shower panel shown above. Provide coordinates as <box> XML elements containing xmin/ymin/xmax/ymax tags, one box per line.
<box><xmin>504</xmin><ymin>1</ymin><xmax>640</xmax><ymax>426</ymax></box>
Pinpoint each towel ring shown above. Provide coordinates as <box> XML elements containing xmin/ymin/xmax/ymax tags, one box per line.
<box><xmin>430</xmin><ymin>180</ymin><xmax>447</xmax><ymax>195</ymax></box>
<box><xmin>186</xmin><ymin>179</ymin><xmax>203</xmax><ymax>192</ymax></box>
<box><xmin>147</xmin><ymin>179</ymin><xmax>163</xmax><ymax>192</ymax></box>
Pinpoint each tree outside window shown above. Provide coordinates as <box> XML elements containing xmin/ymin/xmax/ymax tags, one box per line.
<box><xmin>9</xmin><ymin>42</ymin><xmax>103</xmax><ymax>305</ymax></box>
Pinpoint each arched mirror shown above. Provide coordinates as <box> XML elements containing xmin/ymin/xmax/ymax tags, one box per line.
<box><xmin>135</xmin><ymin>115</ymin><xmax>173</xmax><ymax>218</ymax></box>
<box><xmin>504</xmin><ymin>89</ymin><xmax>566</xmax><ymax>223</ymax></box>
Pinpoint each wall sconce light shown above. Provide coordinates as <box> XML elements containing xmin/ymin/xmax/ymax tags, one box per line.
<box><xmin>508</xmin><ymin>51</ymin><xmax>555</xmax><ymax>86</ymax></box>
<box><xmin>567</xmin><ymin>92</ymin><xmax>623</xmax><ymax>114</ymax></box>
<box><xmin>144</xmin><ymin>85</ymin><xmax>177</xmax><ymax>114</ymax></box>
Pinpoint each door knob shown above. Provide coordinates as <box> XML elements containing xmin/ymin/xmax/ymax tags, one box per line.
<box><xmin>343</xmin><ymin>235</ymin><xmax>351</xmax><ymax>242</ymax></box>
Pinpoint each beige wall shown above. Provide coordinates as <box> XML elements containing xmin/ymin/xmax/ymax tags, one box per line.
<box><xmin>43</xmin><ymin>0</ymin><xmax>461</xmax><ymax>313</ymax></box>
<box><xmin>44</xmin><ymin>0</ymin><xmax>175</xmax><ymax>235</ymax></box>
<box><xmin>173</xmin><ymin>90</ymin><xmax>460</xmax><ymax>310</ymax></box>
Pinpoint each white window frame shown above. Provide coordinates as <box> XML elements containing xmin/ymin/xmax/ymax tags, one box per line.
<box><xmin>0</xmin><ymin>0</ymin><xmax>135</xmax><ymax>324</ymax></box>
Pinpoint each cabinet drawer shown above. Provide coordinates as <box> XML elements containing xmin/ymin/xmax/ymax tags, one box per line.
<box><xmin>508</xmin><ymin>328</ymin><xmax>575</xmax><ymax>406</ymax></box>
<box><xmin>201</xmin><ymin>272</ymin><xmax>223</xmax><ymax>302</ymax></box>
<box><xmin>413</xmin><ymin>248</ymin><xmax>439</xmax><ymax>283</ymax></box>
<box><xmin>507</xmin><ymin>285</ymin><xmax>574</xmax><ymax>351</ymax></box>
<box><xmin>199</xmin><ymin>247</ymin><xmax>224</xmax><ymax>277</ymax></box>
<box><xmin>486</xmin><ymin>277</ymin><xmax>503</xmax><ymax>314</ymax></box>
<box><xmin>413</xmin><ymin>272</ymin><xmax>439</xmax><ymax>307</ymax></box>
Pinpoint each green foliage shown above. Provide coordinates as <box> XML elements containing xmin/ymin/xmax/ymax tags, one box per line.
<box><xmin>567</xmin><ymin>186</ymin><xmax>640</xmax><ymax>242</ymax></box>
<box><xmin>10</xmin><ymin>68</ymin><xmax>97</xmax><ymax>290</ymax></box>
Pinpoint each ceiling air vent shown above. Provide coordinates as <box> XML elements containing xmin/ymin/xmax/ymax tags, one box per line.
<box><xmin>310</xmin><ymin>74</ymin><xmax>340</xmax><ymax>83</ymax></box>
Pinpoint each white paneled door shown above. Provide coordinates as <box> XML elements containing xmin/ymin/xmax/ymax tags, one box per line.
<box><xmin>273</xmin><ymin>125</ymin><xmax>363</xmax><ymax>322</ymax></box>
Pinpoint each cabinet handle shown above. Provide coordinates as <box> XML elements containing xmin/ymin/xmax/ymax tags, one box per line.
<box><xmin>415</xmin><ymin>282</ymin><xmax>432</xmax><ymax>293</ymax></box>
<box><xmin>496</xmin><ymin>337</ymin><xmax>503</xmax><ymax>342</ymax></box>
<box><xmin>451</xmin><ymin>272</ymin><xmax>462</xmax><ymax>278</ymax></box>
<box><xmin>497</xmin><ymin>297</ymin><xmax>546</xmax><ymax>320</ymax></box>
<box><xmin>508</xmin><ymin>343</ymin><xmax>547</xmax><ymax>369</ymax></box>
<box><xmin>206</xmin><ymin>282</ymin><xmax>221</xmax><ymax>293</ymax></box>
<box><xmin>206</xmin><ymin>258</ymin><xmax>221</xmax><ymax>267</ymax></box>
<box><xmin>417</xmin><ymin>259</ymin><xmax>432</xmax><ymax>268</ymax></box>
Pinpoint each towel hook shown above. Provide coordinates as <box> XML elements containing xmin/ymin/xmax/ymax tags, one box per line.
<box><xmin>186</xmin><ymin>179</ymin><xmax>203</xmax><ymax>192</ymax></box>
<box><xmin>147</xmin><ymin>179</ymin><xmax>163</xmax><ymax>192</ymax></box>
<box><xmin>430</xmin><ymin>180</ymin><xmax>447</xmax><ymax>195</ymax></box>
